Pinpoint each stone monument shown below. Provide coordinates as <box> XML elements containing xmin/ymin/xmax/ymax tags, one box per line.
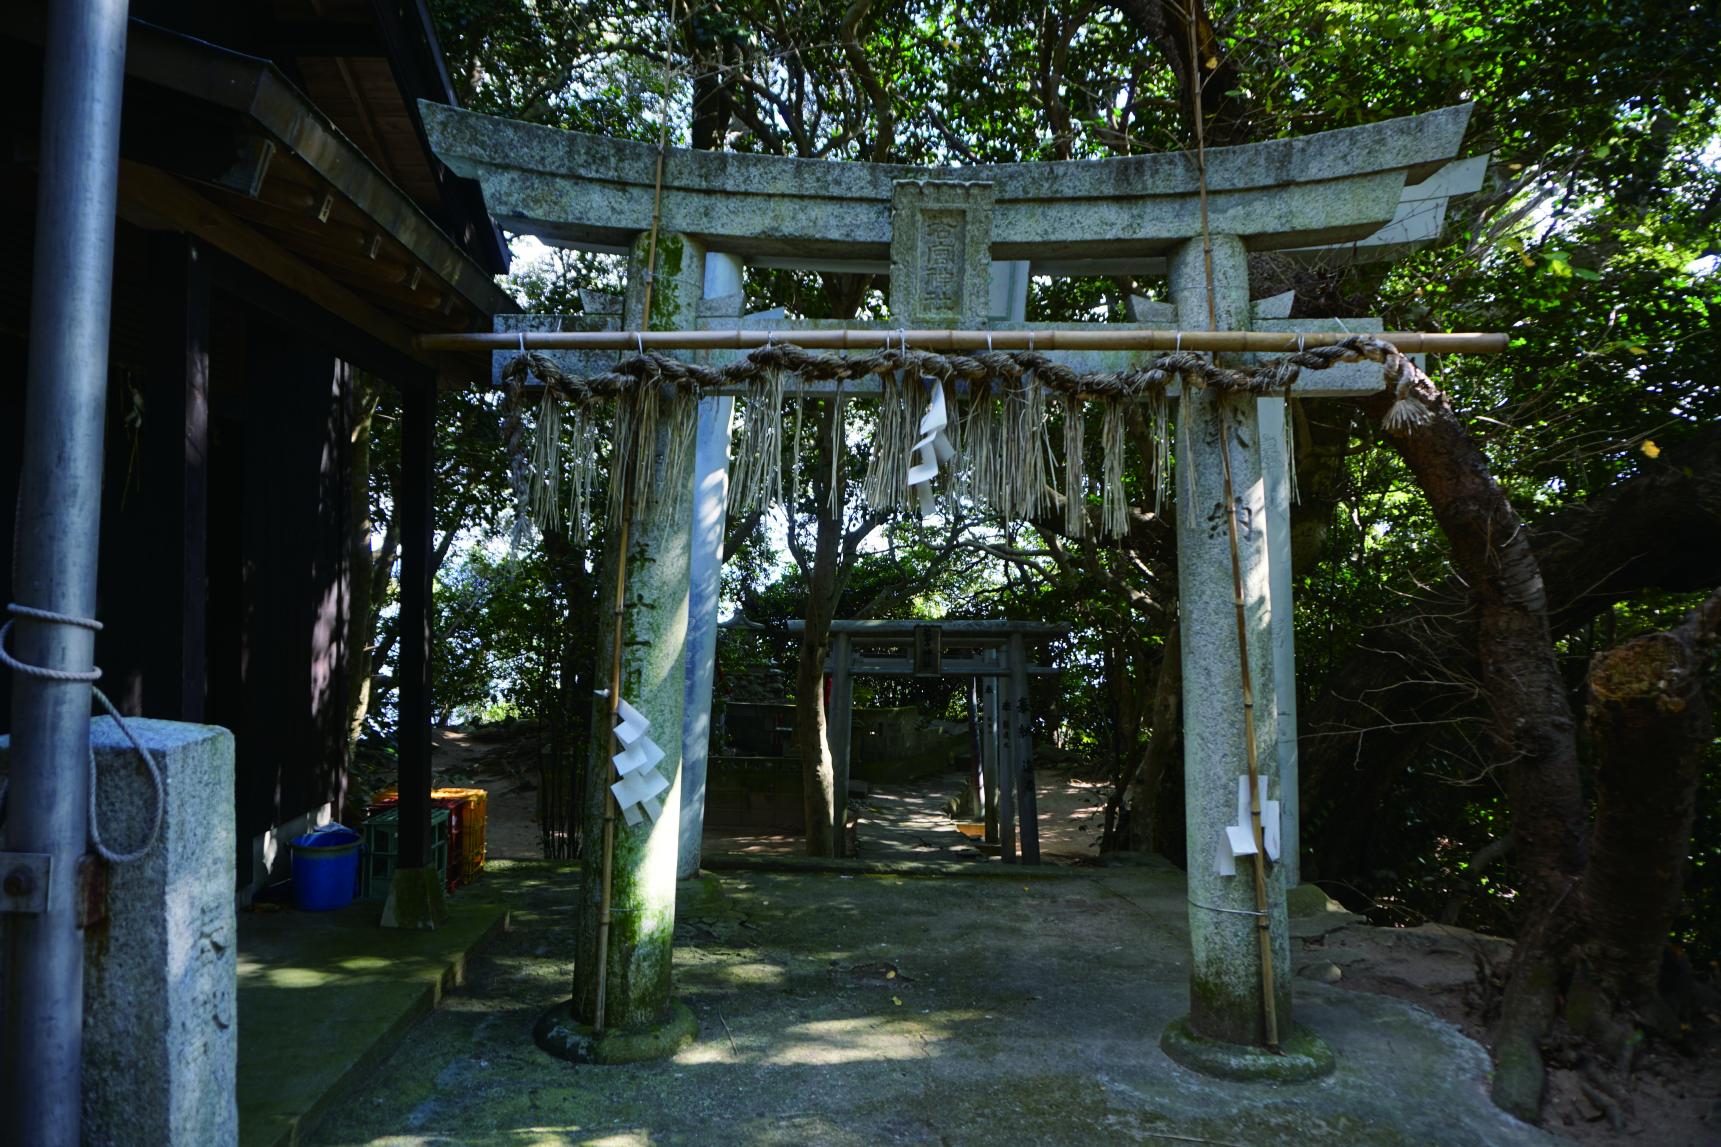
<box><xmin>2</xmin><ymin>718</ymin><xmax>238</xmax><ymax>1145</ymax></box>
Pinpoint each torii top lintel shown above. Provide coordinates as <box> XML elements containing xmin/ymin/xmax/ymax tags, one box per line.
<box><xmin>421</xmin><ymin>101</ymin><xmax>1475</xmax><ymax>265</ymax></box>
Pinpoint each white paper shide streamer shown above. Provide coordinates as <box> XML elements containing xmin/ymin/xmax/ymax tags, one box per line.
<box><xmin>609</xmin><ymin>696</ymin><xmax>669</xmax><ymax>827</ymax></box>
<box><xmin>906</xmin><ymin>382</ymin><xmax>956</xmax><ymax>515</ymax></box>
<box><xmin>1216</xmin><ymin>776</ymin><xmax>1281</xmax><ymax>876</ymax></box>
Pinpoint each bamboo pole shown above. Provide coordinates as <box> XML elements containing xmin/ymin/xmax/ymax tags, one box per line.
<box><xmin>1215</xmin><ymin>407</ymin><xmax>1282</xmax><ymax>1053</ymax></box>
<box><xmin>591</xmin><ymin>460</ymin><xmax>635</xmax><ymax>1035</ymax></box>
<box><xmin>416</xmin><ymin>328</ymin><xmax>1508</xmax><ymax>355</ymax></box>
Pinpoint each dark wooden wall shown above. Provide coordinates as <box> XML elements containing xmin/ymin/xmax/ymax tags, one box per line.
<box><xmin>1</xmin><ymin>199</ymin><xmax>361</xmax><ymax>889</ymax></box>
<box><xmin>230</xmin><ymin>309</ymin><xmax>356</xmax><ymax>869</ymax></box>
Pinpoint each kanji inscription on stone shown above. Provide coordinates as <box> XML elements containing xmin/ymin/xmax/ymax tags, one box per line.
<box><xmin>919</xmin><ymin>212</ymin><xmax>965</xmax><ymax>312</ymax></box>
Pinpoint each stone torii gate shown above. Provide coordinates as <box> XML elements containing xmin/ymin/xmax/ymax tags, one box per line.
<box><xmin>422</xmin><ymin>102</ymin><xmax>1480</xmax><ymax>1070</ymax></box>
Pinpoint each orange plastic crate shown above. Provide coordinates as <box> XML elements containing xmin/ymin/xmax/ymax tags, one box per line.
<box><xmin>368</xmin><ymin>786</ymin><xmax>488</xmax><ymax>889</ymax></box>
<box><xmin>433</xmin><ymin>788</ymin><xmax>488</xmax><ymax>887</ymax></box>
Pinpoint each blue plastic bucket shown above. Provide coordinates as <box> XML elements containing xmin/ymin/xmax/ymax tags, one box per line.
<box><xmin>290</xmin><ymin>825</ymin><xmax>362</xmax><ymax>911</ymax></box>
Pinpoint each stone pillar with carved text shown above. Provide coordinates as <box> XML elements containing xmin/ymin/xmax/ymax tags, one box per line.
<box><xmin>1163</xmin><ymin>235</ymin><xmax>1312</xmax><ymax>1075</ymax></box>
<box><xmin>538</xmin><ymin>232</ymin><xmax>704</xmax><ymax>1063</ymax></box>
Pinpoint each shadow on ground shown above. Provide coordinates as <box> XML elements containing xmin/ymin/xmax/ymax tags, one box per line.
<box><xmin>307</xmin><ymin>859</ymin><xmax>1553</xmax><ymax>1147</ymax></box>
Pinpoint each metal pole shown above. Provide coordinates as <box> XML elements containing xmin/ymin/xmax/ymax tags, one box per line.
<box><xmin>5</xmin><ymin>3</ymin><xmax>131</xmax><ymax>1144</ymax></box>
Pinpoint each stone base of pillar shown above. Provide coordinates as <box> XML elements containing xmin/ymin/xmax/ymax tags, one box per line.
<box><xmin>381</xmin><ymin>865</ymin><xmax>449</xmax><ymax>929</ymax></box>
<box><xmin>1160</xmin><ymin>1015</ymin><xmax>1335</xmax><ymax>1082</ymax></box>
<box><xmin>532</xmin><ymin>998</ymin><xmax>698</xmax><ymax>1064</ymax></box>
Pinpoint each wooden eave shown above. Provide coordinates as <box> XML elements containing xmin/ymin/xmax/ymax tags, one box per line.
<box><xmin>122</xmin><ymin>19</ymin><xmax>511</xmax><ymax>322</ymax></box>
<box><xmin>262</xmin><ymin>0</ymin><xmax>507</xmax><ymax>275</ymax></box>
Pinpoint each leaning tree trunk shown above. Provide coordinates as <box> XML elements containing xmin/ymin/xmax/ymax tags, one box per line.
<box><xmin>345</xmin><ymin>377</ymin><xmax>380</xmax><ymax>751</ymax></box>
<box><xmin>1568</xmin><ymin>588</ymin><xmax>1721</xmax><ymax>1060</ymax></box>
<box><xmin>1359</xmin><ymin>381</ymin><xmax>1588</xmax><ymax>1122</ymax></box>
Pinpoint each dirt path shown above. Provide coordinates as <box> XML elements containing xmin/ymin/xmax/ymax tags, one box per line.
<box><xmin>846</xmin><ymin>768</ymin><xmax>1109</xmax><ymax>863</ymax></box>
<box><xmin>429</xmin><ymin>727</ymin><xmax>543</xmax><ymax>860</ymax></box>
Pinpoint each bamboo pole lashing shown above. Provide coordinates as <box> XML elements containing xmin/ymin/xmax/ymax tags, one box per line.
<box><xmin>591</xmin><ymin>457</ymin><xmax>634</xmax><ymax>1037</ymax></box>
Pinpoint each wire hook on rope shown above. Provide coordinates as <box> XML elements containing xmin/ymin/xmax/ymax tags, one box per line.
<box><xmin>1189</xmin><ymin>897</ymin><xmax>1268</xmax><ymax>919</ymax></box>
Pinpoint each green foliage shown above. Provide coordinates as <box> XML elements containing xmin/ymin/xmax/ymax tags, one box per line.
<box><xmin>433</xmin><ymin>545</ymin><xmax>557</xmax><ymax>726</ymax></box>
<box><xmin>411</xmin><ymin>0</ymin><xmax>1720</xmax><ymax>953</ymax></box>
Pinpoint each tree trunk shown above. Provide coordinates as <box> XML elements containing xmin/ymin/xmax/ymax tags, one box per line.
<box><xmin>1125</xmin><ymin>614</ymin><xmax>1183</xmax><ymax>855</ymax></box>
<box><xmin>345</xmin><ymin>377</ymin><xmax>381</xmax><ymax>750</ymax></box>
<box><xmin>1570</xmin><ymin>589</ymin><xmax>1721</xmax><ymax>1056</ymax></box>
<box><xmin>1357</xmin><ymin>385</ymin><xmax>1588</xmax><ymax>1122</ymax></box>
<box><xmin>796</xmin><ymin>495</ymin><xmax>842</xmax><ymax>856</ymax></box>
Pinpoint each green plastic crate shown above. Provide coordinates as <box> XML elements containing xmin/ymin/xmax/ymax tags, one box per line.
<box><xmin>361</xmin><ymin>807</ymin><xmax>449</xmax><ymax>899</ymax></box>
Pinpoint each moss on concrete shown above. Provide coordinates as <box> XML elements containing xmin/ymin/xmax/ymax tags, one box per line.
<box><xmin>1287</xmin><ymin>882</ymin><xmax>1346</xmax><ymax>917</ymax></box>
<box><xmin>381</xmin><ymin>865</ymin><xmax>450</xmax><ymax>929</ymax></box>
<box><xmin>306</xmin><ymin>861</ymin><xmax>1554</xmax><ymax>1147</ymax></box>
<box><xmin>650</xmin><ymin>235</ymin><xmax>687</xmax><ymax>330</ymax></box>
<box><xmin>1161</xmin><ymin>1014</ymin><xmax>1336</xmax><ymax>1082</ymax></box>
<box><xmin>533</xmin><ymin>998</ymin><xmax>698</xmax><ymax>1064</ymax></box>
<box><xmin>237</xmin><ymin>871</ymin><xmax>513</xmax><ymax>1147</ymax></box>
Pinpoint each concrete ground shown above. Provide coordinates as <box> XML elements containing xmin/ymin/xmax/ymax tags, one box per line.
<box><xmin>238</xmin><ymin>883</ymin><xmax>511</xmax><ymax>1147</ymax></box>
<box><xmin>305</xmin><ymin>857</ymin><xmax>1552</xmax><ymax>1147</ymax></box>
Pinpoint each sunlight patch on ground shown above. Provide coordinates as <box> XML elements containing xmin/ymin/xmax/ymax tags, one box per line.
<box><xmin>251</xmin><ymin>964</ymin><xmax>338</xmax><ymax>989</ymax></box>
<box><xmin>559</xmin><ymin>1132</ymin><xmax>649</xmax><ymax>1147</ymax></box>
<box><xmin>762</xmin><ymin>1015</ymin><xmax>951</xmax><ymax>1065</ymax></box>
<box><xmin>711</xmin><ymin>961</ymin><xmax>788</xmax><ymax>987</ymax></box>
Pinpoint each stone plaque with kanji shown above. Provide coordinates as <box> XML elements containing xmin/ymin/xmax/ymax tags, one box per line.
<box><xmin>889</xmin><ymin>180</ymin><xmax>995</xmax><ymax>327</ymax></box>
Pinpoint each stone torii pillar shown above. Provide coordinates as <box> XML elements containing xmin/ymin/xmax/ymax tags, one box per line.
<box><xmin>1160</xmin><ymin>235</ymin><xmax>1312</xmax><ymax>1074</ymax></box>
<box><xmin>536</xmin><ymin>231</ymin><xmax>705</xmax><ymax>1063</ymax></box>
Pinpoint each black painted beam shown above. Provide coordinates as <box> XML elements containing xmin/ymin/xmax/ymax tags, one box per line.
<box><xmin>395</xmin><ymin>376</ymin><xmax>435</xmax><ymax>870</ymax></box>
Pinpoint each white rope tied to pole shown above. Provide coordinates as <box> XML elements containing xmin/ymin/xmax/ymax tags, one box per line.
<box><xmin>0</xmin><ymin>602</ymin><xmax>164</xmax><ymax>863</ymax></box>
